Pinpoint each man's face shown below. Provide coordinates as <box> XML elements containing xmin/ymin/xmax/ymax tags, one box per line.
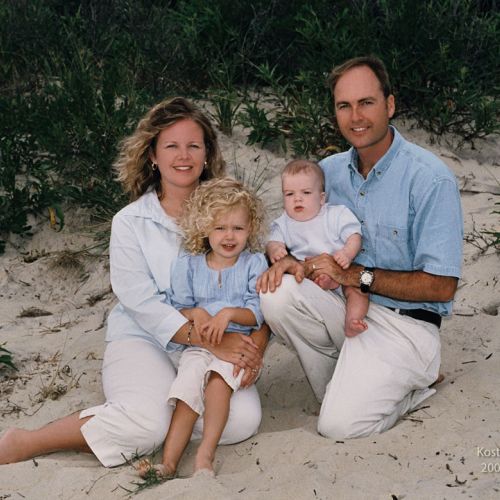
<box><xmin>333</xmin><ymin>65</ymin><xmax>395</xmax><ymax>154</ymax></box>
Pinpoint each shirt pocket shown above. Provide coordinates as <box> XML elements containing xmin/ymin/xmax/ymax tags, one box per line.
<box><xmin>375</xmin><ymin>223</ymin><xmax>412</xmax><ymax>270</ymax></box>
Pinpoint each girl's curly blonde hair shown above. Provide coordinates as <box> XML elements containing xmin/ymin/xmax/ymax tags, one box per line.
<box><xmin>180</xmin><ymin>177</ymin><xmax>266</xmax><ymax>254</ymax></box>
<box><xmin>113</xmin><ymin>97</ymin><xmax>225</xmax><ymax>201</ymax></box>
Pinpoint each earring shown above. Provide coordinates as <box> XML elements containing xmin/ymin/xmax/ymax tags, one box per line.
<box><xmin>151</xmin><ymin>162</ymin><xmax>158</xmax><ymax>171</ymax></box>
<box><xmin>203</xmin><ymin>161</ymin><xmax>208</xmax><ymax>169</ymax></box>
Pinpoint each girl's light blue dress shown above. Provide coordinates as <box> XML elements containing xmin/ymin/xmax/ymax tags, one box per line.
<box><xmin>168</xmin><ymin>250</ymin><xmax>268</xmax><ymax>335</ymax></box>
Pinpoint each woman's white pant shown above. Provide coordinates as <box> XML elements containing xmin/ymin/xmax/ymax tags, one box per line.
<box><xmin>79</xmin><ymin>338</ymin><xmax>261</xmax><ymax>467</ymax></box>
<box><xmin>260</xmin><ymin>276</ymin><xmax>440</xmax><ymax>440</ymax></box>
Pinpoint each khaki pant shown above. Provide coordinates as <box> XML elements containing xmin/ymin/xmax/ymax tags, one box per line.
<box><xmin>168</xmin><ymin>347</ymin><xmax>245</xmax><ymax>415</ymax></box>
<box><xmin>260</xmin><ymin>276</ymin><xmax>440</xmax><ymax>439</ymax></box>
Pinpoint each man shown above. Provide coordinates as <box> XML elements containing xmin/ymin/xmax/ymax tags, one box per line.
<box><xmin>257</xmin><ymin>56</ymin><xmax>463</xmax><ymax>439</ymax></box>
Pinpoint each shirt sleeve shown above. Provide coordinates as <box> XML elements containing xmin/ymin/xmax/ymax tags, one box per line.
<box><xmin>268</xmin><ymin>216</ymin><xmax>286</xmax><ymax>243</ymax></box>
<box><xmin>242</xmin><ymin>253</ymin><xmax>269</xmax><ymax>329</ymax></box>
<box><xmin>412</xmin><ymin>177</ymin><xmax>463</xmax><ymax>277</ymax></box>
<box><xmin>332</xmin><ymin>205</ymin><xmax>362</xmax><ymax>243</ymax></box>
<box><xmin>109</xmin><ymin>214</ymin><xmax>188</xmax><ymax>350</ymax></box>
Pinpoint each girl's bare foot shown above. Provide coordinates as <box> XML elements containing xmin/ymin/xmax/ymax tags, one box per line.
<box><xmin>193</xmin><ymin>468</ymin><xmax>215</xmax><ymax>478</ymax></box>
<box><xmin>194</xmin><ymin>448</ymin><xmax>215</xmax><ymax>476</ymax></box>
<box><xmin>430</xmin><ymin>373</ymin><xmax>445</xmax><ymax>388</ymax></box>
<box><xmin>137</xmin><ymin>458</ymin><xmax>175</xmax><ymax>480</ymax></box>
<box><xmin>0</xmin><ymin>428</ymin><xmax>32</xmax><ymax>464</ymax></box>
<box><xmin>345</xmin><ymin>319</ymin><xmax>368</xmax><ymax>338</ymax></box>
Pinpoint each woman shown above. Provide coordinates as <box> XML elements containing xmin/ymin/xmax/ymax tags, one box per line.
<box><xmin>0</xmin><ymin>97</ymin><xmax>269</xmax><ymax>467</ymax></box>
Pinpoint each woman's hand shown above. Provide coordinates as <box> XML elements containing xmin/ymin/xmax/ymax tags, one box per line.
<box><xmin>237</xmin><ymin>322</ymin><xmax>270</xmax><ymax>388</ymax></box>
<box><xmin>256</xmin><ymin>255</ymin><xmax>304</xmax><ymax>293</ymax></box>
<box><xmin>239</xmin><ymin>365</ymin><xmax>261</xmax><ymax>388</ymax></box>
<box><xmin>205</xmin><ymin>332</ymin><xmax>260</xmax><ymax>370</ymax></box>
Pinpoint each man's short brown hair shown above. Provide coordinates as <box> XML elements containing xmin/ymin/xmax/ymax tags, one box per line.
<box><xmin>328</xmin><ymin>56</ymin><xmax>392</xmax><ymax>99</ymax></box>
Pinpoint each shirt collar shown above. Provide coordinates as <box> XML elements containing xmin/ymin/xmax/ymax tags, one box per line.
<box><xmin>347</xmin><ymin>126</ymin><xmax>404</xmax><ymax>178</ymax></box>
<box><xmin>134</xmin><ymin>190</ymin><xmax>182</xmax><ymax>233</ymax></box>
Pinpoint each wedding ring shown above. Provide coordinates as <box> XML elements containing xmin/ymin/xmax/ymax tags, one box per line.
<box><xmin>312</xmin><ymin>264</ymin><xmax>316</xmax><ymax>270</ymax></box>
<box><xmin>252</xmin><ymin>369</ymin><xmax>258</xmax><ymax>374</ymax></box>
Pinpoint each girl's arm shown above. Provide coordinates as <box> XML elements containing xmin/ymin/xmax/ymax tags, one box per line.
<box><xmin>201</xmin><ymin>307</ymin><xmax>257</xmax><ymax>346</ymax></box>
<box><xmin>215</xmin><ymin>307</ymin><xmax>257</xmax><ymax>326</ymax></box>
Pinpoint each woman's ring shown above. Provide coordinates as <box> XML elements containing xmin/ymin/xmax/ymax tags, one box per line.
<box><xmin>312</xmin><ymin>264</ymin><xmax>316</xmax><ymax>270</ymax></box>
<box><xmin>252</xmin><ymin>369</ymin><xmax>258</xmax><ymax>374</ymax></box>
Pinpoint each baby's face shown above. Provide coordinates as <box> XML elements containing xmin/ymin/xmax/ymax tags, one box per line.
<box><xmin>282</xmin><ymin>172</ymin><xmax>325</xmax><ymax>222</ymax></box>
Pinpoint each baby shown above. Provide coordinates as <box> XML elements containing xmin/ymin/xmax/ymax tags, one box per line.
<box><xmin>266</xmin><ymin>159</ymin><xmax>369</xmax><ymax>337</ymax></box>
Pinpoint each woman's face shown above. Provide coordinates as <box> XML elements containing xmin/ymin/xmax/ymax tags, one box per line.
<box><xmin>151</xmin><ymin>119</ymin><xmax>207</xmax><ymax>191</ymax></box>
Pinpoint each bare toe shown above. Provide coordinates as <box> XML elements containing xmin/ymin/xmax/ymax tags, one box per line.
<box><xmin>193</xmin><ymin>468</ymin><xmax>215</xmax><ymax>478</ymax></box>
<box><xmin>430</xmin><ymin>373</ymin><xmax>445</xmax><ymax>388</ymax></box>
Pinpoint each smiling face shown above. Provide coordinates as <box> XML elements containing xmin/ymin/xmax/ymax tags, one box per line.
<box><xmin>207</xmin><ymin>205</ymin><xmax>251</xmax><ymax>267</ymax></box>
<box><xmin>150</xmin><ymin>119</ymin><xmax>206</xmax><ymax>192</ymax></box>
<box><xmin>282</xmin><ymin>171</ymin><xmax>325</xmax><ymax>222</ymax></box>
<box><xmin>333</xmin><ymin>65</ymin><xmax>395</xmax><ymax>160</ymax></box>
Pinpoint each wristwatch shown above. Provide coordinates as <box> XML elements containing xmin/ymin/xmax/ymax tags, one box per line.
<box><xmin>359</xmin><ymin>267</ymin><xmax>375</xmax><ymax>293</ymax></box>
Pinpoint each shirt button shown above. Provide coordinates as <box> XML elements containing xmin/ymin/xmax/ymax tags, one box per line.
<box><xmin>393</xmin><ymin>230</ymin><xmax>398</xmax><ymax>236</ymax></box>
<box><xmin>360</xmin><ymin>220</ymin><xmax>364</xmax><ymax>225</ymax></box>
<box><xmin>361</xmin><ymin>248</ymin><xmax>365</xmax><ymax>253</ymax></box>
<box><xmin>360</xmin><ymin>191</ymin><xmax>365</xmax><ymax>196</ymax></box>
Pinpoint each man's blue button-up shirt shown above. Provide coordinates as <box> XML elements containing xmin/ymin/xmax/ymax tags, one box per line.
<box><xmin>320</xmin><ymin>127</ymin><xmax>463</xmax><ymax>316</ymax></box>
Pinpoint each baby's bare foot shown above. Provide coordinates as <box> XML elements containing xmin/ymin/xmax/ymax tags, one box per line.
<box><xmin>0</xmin><ymin>428</ymin><xmax>31</xmax><ymax>464</ymax></box>
<box><xmin>345</xmin><ymin>319</ymin><xmax>368</xmax><ymax>337</ymax></box>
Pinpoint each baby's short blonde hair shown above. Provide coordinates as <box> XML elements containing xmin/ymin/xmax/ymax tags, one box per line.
<box><xmin>180</xmin><ymin>177</ymin><xmax>265</xmax><ymax>254</ymax></box>
<box><xmin>282</xmin><ymin>159</ymin><xmax>325</xmax><ymax>191</ymax></box>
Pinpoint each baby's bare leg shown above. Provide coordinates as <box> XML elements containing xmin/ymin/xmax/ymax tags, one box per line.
<box><xmin>194</xmin><ymin>372</ymin><xmax>232</xmax><ymax>475</ymax></box>
<box><xmin>343</xmin><ymin>286</ymin><xmax>369</xmax><ymax>337</ymax></box>
<box><xmin>0</xmin><ymin>413</ymin><xmax>92</xmax><ymax>465</ymax></box>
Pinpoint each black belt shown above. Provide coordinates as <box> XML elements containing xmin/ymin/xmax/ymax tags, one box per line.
<box><xmin>387</xmin><ymin>307</ymin><xmax>441</xmax><ymax>329</ymax></box>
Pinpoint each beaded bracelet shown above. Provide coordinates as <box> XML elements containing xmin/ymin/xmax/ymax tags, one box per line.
<box><xmin>186</xmin><ymin>321</ymin><xmax>194</xmax><ymax>347</ymax></box>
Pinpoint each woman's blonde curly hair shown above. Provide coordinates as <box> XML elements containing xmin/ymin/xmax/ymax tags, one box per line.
<box><xmin>114</xmin><ymin>97</ymin><xmax>225</xmax><ymax>201</ymax></box>
<box><xmin>180</xmin><ymin>177</ymin><xmax>266</xmax><ymax>254</ymax></box>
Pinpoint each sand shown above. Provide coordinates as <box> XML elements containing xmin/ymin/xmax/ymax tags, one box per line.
<box><xmin>0</xmin><ymin>120</ymin><xmax>499</xmax><ymax>499</ymax></box>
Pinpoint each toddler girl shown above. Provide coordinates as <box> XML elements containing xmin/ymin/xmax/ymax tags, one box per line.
<box><xmin>139</xmin><ymin>177</ymin><xmax>267</xmax><ymax>480</ymax></box>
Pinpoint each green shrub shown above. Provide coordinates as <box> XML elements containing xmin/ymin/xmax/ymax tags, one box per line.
<box><xmin>0</xmin><ymin>344</ymin><xmax>17</xmax><ymax>371</ymax></box>
<box><xmin>0</xmin><ymin>0</ymin><xmax>498</xmax><ymax>252</ymax></box>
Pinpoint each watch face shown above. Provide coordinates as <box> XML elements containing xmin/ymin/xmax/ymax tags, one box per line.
<box><xmin>360</xmin><ymin>272</ymin><xmax>373</xmax><ymax>285</ymax></box>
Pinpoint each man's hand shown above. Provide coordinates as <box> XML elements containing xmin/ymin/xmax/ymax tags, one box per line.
<box><xmin>305</xmin><ymin>253</ymin><xmax>353</xmax><ymax>286</ymax></box>
<box><xmin>256</xmin><ymin>255</ymin><xmax>304</xmax><ymax>293</ymax></box>
<box><xmin>306</xmin><ymin>255</ymin><xmax>459</xmax><ymax>302</ymax></box>
<box><xmin>314</xmin><ymin>273</ymin><xmax>340</xmax><ymax>290</ymax></box>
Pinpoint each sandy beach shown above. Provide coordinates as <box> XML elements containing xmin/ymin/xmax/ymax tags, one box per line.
<box><xmin>0</xmin><ymin>120</ymin><xmax>499</xmax><ymax>499</ymax></box>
